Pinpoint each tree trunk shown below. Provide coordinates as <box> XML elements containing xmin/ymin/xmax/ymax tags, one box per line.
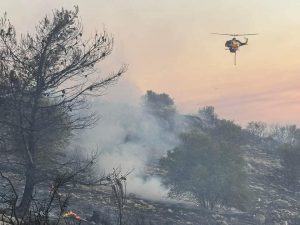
<box><xmin>16</xmin><ymin>164</ymin><xmax>36</xmax><ymax>216</ymax></box>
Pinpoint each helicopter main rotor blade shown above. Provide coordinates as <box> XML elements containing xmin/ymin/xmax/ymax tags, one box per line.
<box><xmin>211</xmin><ymin>33</ymin><xmax>236</xmax><ymax>36</ymax></box>
<box><xmin>234</xmin><ymin>33</ymin><xmax>258</xmax><ymax>36</ymax></box>
<box><xmin>211</xmin><ymin>33</ymin><xmax>258</xmax><ymax>36</ymax></box>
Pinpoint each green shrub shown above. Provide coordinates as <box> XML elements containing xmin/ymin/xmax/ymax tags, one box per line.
<box><xmin>159</xmin><ymin>131</ymin><xmax>250</xmax><ymax>210</ymax></box>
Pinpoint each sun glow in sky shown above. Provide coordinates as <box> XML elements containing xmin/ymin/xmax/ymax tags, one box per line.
<box><xmin>1</xmin><ymin>0</ymin><xmax>300</xmax><ymax>125</ymax></box>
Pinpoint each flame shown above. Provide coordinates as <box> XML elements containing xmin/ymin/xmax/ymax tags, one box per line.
<box><xmin>63</xmin><ymin>211</ymin><xmax>81</xmax><ymax>221</ymax></box>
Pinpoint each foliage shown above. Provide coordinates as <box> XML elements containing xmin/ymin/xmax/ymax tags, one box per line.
<box><xmin>279</xmin><ymin>144</ymin><xmax>300</xmax><ymax>190</ymax></box>
<box><xmin>159</xmin><ymin>131</ymin><xmax>250</xmax><ymax>210</ymax></box>
<box><xmin>211</xmin><ymin>119</ymin><xmax>244</xmax><ymax>144</ymax></box>
<box><xmin>0</xmin><ymin>6</ymin><xmax>125</xmax><ymax>215</ymax></box>
<box><xmin>142</xmin><ymin>90</ymin><xmax>176</xmax><ymax>130</ymax></box>
<box><xmin>196</xmin><ymin>106</ymin><xmax>244</xmax><ymax>144</ymax></box>
<box><xmin>198</xmin><ymin>106</ymin><xmax>217</xmax><ymax>123</ymax></box>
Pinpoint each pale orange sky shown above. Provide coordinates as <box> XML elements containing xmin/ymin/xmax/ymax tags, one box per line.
<box><xmin>1</xmin><ymin>0</ymin><xmax>300</xmax><ymax>125</ymax></box>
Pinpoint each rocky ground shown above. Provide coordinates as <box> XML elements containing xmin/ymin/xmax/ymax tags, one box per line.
<box><xmin>1</xmin><ymin>140</ymin><xmax>299</xmax><ymax>224</ymax></box>
<box><xmin>241</xmin><ymin>141</ymin><xmax>300</xmax><ymax>225</ymax></box>
<box><xmin>56</xmin><ymin>139</ymin><xmax>299</xmax><ymax>225</ymax></box>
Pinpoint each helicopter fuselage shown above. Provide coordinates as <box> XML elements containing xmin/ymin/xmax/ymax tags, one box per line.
<box><xmin>211</xmin><ymin>32</ymin><xmax>257</xmax><ymax>65</ymax></box>
<box><xmin>225</xmin><ymin>38</ymin><xmax>248</xmax><ymax>53</ymax></box>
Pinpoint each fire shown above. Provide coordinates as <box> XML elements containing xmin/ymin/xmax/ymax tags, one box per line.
<box><xmin>63</xmin><ymin>211</ymin><xmax>81</xmax><ymax>221</ymax></box>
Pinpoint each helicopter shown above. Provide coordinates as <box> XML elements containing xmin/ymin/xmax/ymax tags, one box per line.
<box><xmin>211</xmin><ymin>33</ymin><xmax>258</xmax><ymax>65</ymax></box>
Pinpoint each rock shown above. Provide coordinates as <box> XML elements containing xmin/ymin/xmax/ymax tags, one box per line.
<box><xmin>0</xmin><ymin>215</ymin><xmax>20</xmax><ymax>224</ymax></box>
<box><xmin>295</xmin><ymin>192</ymin><xmax>300</xmax><ymax>198</ymax></box>
<box><xmin>134</xmin><ymin>203</ymin><xmax>142</xmax><ymax>208</ymax></box>
<box><xmin>128</xmin><ymin>193</ymin><xmax>136</xmax><ymax>198</ymax></box>
<box><xmin>146</xmin><ymin>204</ymin><xmax>155</xmax><ymax>210</ymax></box>
<box><xmin>88</xmin><ymin>210</ymin><xmax>112</xmax><ymax>225</ymax></box>
<box><xmin>0</xmin><ymin>221</ymin><xmax>10</xmax><ymax>225</ymax></box>
<box><xmin>219</xmin><ymin>221</ymin><xmax>229</xmax><ymax>225</ymax></box>
<box><xmin>273</xmin><ymin>199</ymin><xmax>291</xmax><ymax>208</ymax></box>
<box><xmin>89</xmin><ymin>210</ymin><xmax>101</xmax><ymax>223</ymax></box>
<box><xmin>254</xmin><ymin>213</ymin><xmax>266</xmax><ymax>224</ymax></box>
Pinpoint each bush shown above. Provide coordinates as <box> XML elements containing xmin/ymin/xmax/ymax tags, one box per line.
<box><xmin>211</xmin><ymin>119</ymin><xmax>245</xmax><ymax>144</ymax></box>
<box><xmin>279</xmin><ymin>144</ymin><xmax>300</xmax><ymax>190</ymax></box>
<box><xmin>159</xmin><ymin>131</ymin><xmax>250</xmax><ymax>210</ymax></box>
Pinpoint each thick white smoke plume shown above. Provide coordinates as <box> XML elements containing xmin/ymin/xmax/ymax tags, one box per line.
<box><xmin>79</xmin><ymin>100</ymin><xmax>179</xmax><ymax>201</ymax></box>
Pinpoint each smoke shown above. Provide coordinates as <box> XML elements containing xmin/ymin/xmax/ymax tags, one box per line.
<box><xmin>79</xmin><ymin>99</ymin><xmax>179</xmax><ymax>201</ymax></box>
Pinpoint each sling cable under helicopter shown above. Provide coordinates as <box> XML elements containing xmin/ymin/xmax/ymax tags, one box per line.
<box><xmin>211</xmin><ymin>33</ymin><xmax>258</xmax><ymax>65</ymax></box>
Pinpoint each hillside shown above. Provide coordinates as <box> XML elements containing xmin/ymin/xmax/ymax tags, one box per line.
<box><xmin>49</xmin><ymin>113</ymin><xmax>300</xmax><ymax>224</ymax></box>
<box><xmin>1</xmin><ymin>101</ymin><xmax>300</xmax><ymax>225</ymax></box>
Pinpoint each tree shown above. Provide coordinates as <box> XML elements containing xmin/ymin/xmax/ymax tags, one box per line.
<box><xmin>211</xmin><ymin>119</ymin><xmax>245</xmax><ymax>144</ymax></box>
<box><xmin>159</xmin><ymin>131</ymin><xmax>249</xmax><ymax>210</ymax></box>
<box><xmin>142</xmin><ymin>90</ymin><xmax>176</xmax><ymax>130</ymax></box>
<box><xmin>269</xmin><ymin>124</ymin><xmax>297</xmax><ymax>145</ymax></box>
<box><xmin>0</xmin><ymin>6</ymin><xmax>126</xmax><ymax>215</ymax></box>
<box><xmin>0</xmin><ymin>155</ymin><xmax>120</xmax><ymax>225</ymax></box>
<box><xmin>196</xmin><ymin>107</ymin><xmax>245</xmax><ymax>144</ymax></box>
<box><xmin>198</xmin><ymin>106</ymin><xmax>217</xmax><ymax>123</ymax></box>
<box><xmin>246</xmin><ymin>121</ymin><xmax>267</xmax><ymax>138</ymax></box>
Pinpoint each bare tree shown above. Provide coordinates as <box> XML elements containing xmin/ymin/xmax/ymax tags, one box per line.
<box><xmin>110</xmin><ymin>169</ymin><xmax>129</xmax><ymax>225</ymax></box>
<box><xmin>246</xmin><ymin>121</ymin><xmax>267</xmax><ymax>138</ymax></box>
<box><xmin>0</xmin><ymin>154</ymin><xmax>114</xmax><ymax>225</ymax></box>
<box><xmin>0</xmin><ymin>6</ymin><xmax>126</xmax><ymax>215</ymax></box>
<box><xmin>269</xmin><ymin>124</ymin><xmax>297</xmax><ymax>144</ymax></box>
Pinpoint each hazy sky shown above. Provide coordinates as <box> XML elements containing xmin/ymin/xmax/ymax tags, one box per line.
<box><xmin>1</xmin><ymin>0</ymin><xmax>300</xmax><ymax>125</ymax></box>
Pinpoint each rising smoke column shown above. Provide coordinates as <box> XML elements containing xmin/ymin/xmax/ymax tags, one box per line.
<box><xmin>80</xmin><ymin>91</ymin><xmax>181</xmax><ymax>200</ymax></box>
